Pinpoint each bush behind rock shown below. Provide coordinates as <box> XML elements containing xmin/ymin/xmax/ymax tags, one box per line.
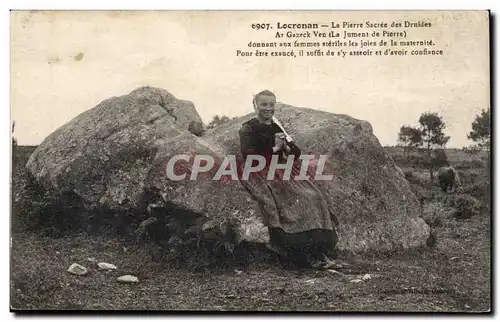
<box><xmin>445</xmin><ymin>194</ymin><xmax>482</xmax><ymax>220</ymax></box>
<box><xmin>421</xmin><ymin>201</ymin><xmax>454</xmax><ymax>227</ymax></box>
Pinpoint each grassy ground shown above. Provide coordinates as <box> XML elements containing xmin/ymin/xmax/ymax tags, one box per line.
<box><xmin>10</xmin><ymin>146</ymin><xmax>491</xmax><ymax>312</ymax></box>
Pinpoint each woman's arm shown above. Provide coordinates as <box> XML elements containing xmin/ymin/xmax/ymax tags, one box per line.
<box><xmin>239</xmin><ymin>123</ymin><xmax>273</xmax><ymax>158</ymax></box>
<box><xmin>239</xmin><ymin>124</ymin><xmax>254</xmax><ymax>158</ymax></box>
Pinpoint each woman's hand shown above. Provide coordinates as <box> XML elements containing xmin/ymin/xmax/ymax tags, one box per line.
<box><xmin>273</xmin><ymin>134</ymin><xmax>286</xmax><ymax>153</ymax></box>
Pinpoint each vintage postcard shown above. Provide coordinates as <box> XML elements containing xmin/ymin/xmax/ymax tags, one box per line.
<box><xmin>10</xmin><ymin>10</ymin><xmax>491</xmax><ymax>312</ymax></box>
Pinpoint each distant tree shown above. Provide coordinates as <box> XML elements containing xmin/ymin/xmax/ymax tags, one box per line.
<box><xmin>206</xmin><ymin>115</ymin><xmax>234</xmax><ymax>129</ymax></box>
<box><xmin>467</xmin><ymin>108</ymin><xmax>490</xmax><ymax>151</ymax></box>
<box><xmin>418</xmin><ymin>112</ymin><xmax>450</xmax><ymax>182</ymax></box>
<box><xmin>397</xmin><ymin>125</ymin><xmax>423</xmax><ymax>159</ymax></box>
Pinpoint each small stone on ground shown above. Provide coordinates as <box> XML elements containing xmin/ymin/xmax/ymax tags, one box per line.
<box><xmin>98</xmin><ymin>262</ymin><xmax>117</xmax><ymax>270</ymax></box>
<box><xmin>117</xmin><ymin>275</ymin><xmax>139</xmax><ymax>283</ymax></box>
<box><xmin>67</xmin><ymin>263</ymin><xmax>88</xmax><ymax>276</ymax></box>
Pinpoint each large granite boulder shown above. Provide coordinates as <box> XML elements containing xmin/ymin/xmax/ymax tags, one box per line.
<box><xmin>26</xmin><ymin>86</ymin><xmax>430</xmax><ymax>254</ymax></box>
<box><xmin>209</xmin><ymin>103</ymin><xmax>430</xmax><ymax>253</ymax></box>
<box><xmin>26</xmin><ymin>86</ymin><xmax>268</xmax><ymax>244</ymax></box>
<box><xmin>26</xmin><ymin>86</ymin><xmax>201</xmax><ymax>209</ymax></box>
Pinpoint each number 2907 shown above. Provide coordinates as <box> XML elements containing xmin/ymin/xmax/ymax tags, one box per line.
<box><xmin>252</xmin><ymin>23</ymin><xmax>271</xmax><ymax>30</ymax></box>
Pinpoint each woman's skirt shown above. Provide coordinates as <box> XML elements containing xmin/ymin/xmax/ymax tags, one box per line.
<box><xmin>238</xmin><ymin>158</ymin><xmax>338</xmax><ymax>252</ymax></box>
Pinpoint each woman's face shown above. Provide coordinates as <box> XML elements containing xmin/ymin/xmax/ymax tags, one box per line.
<box><xmin>255</xmin><ymin>94</ymin><xmax>276</xmax><ymax>121</ymax></box>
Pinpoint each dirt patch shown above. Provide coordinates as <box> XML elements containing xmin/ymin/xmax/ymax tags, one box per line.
<box><xmin>10</xmin><ymin>221</ymin><xmax>490</xmax><ymax>311</ymax></box>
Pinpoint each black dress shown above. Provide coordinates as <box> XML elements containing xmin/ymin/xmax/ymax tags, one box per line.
<box><xmin>238</xmin><ymin>118</ymin><xmax>301</xmax><ymax>161</ymax></box>
<box><xmin>238</xmin><ymin>118</ymin><xmax>338</xmax><ymax>263</ymax></box>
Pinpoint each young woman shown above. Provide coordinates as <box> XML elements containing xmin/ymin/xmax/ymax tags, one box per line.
<box><xmin>238</xmin><ymin>90</ymin><xmax>338</xmax><ymax>268</ymax></box>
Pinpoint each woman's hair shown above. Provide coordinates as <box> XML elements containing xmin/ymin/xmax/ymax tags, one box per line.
<box><xmin>253</xmin><ymin>90</ymin><xmax>276</xmax><ymax>108</ymax></box>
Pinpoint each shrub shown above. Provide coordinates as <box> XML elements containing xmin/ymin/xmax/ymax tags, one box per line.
<box><xmin>15</xmin><ymin>172</ymin><xmax>105</xmax><ymax>238</ymax></box>
<box><xmin>421</xmin><ymin>201</ymin><xmax>454</xmax><ymax>227</ymax></box>
<box><xmin>432</xmin><ymin>149</ymin><xmax>449</xmax><ymax>168</ymax></box>
<box><xmin>19</xmin><ymin>187</ymin><xmax>90</xmax><ymax>238</ymax></box>
<box><xmin>454</xmin><ymin>159</ymin><xmax>485</xmax><ymax>170</ymax></box>
<box><xmin>455</xmin><ymin>183</ymin><xmax>489</xmax><ymax>202</ymax></box>
<box><xmin>409</xmin><ymin>183</ymin><xmax>430</xmax><ymax>205</ymax></box>
<box><xmin>462</xmin><ymin>145</ymin><xmax>482</xmax><ymax>155</ymax></box>
<box><xmin>406</xmin><ymin>170</ymin><xmax>430</xmax><ymax>185</ymax></box>
<box><xmin>407</xmin><ymin>154</ymin><xmax>427</xmax><ymax>168</ymax></box>
<box><xmin>206</xmin><ymin>115</ymin><xmax>235</xmax><ymax>130</ymax></box>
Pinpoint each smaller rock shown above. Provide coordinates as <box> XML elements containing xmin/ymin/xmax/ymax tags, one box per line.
<box><xmin>188</xmin><ymin>121</ymin><xmax>205</xmax><ymax>137</ymax></box>
<box><xmin>323</xmin><ymin>261</ymin><xmax>342</xmax><ymax>269</ymax></box>
<box><xmin>323</xmin><ymin>259</ymin><xmax>352</xmax><ymax>269</ymax></box>
<box><xmin>362</xmin><ymin>274</ymin><xmax>371</xmax><ymax>280</ymax></box>
<box><xmin>98</xmin><ymin>262</ymin><xmax>117</xmax><ymax>270</ymax></box>
<box><xmin>350</xmin><ymin>279</ymin><xmax>363</xmax><ymax>283</ymax></box>
<box><xmin>117</xmin><ymin>275</ymin><xmax>139</xmax><ymax>283</ymax></box>
<box><xmin>67</xmin><ymin>263</ymin><xmax>88</xmax><ymax>276</ymax></box>
<box><xmin>327</xmin><ymin>269</ymin><xmax>344</xmax><ymax>275</ymax></box>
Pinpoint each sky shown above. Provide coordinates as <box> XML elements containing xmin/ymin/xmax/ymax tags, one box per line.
<box><xmin>10</xmin><ymin>10</ymin><xmax>490</xmax><ymax>147</ymax></box>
